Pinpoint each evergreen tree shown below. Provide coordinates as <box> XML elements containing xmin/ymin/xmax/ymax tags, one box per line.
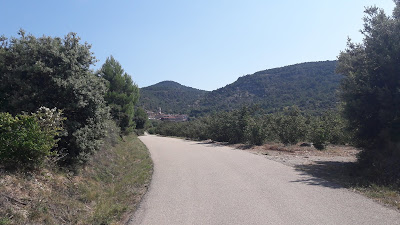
<box><xmin>337</xmin><ymin>2</ymin><xmax>400</xmax><ymax>182</ymax></box>
<box><xmin>99</xmin><ymin>56</ymin><xmax>139</xmax><ymax>134</ymax></box>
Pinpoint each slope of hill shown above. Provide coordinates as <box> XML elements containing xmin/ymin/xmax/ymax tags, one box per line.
<box><xmin>194</xmin><ymin>60</ymin><xmax>341</xmax><ymax>115</ymax></box>
<box><xmin>139</xmin><ymin>61</ymin><xmax>342</xmax><ymax>115</ymax></box>
<box><xmin>139</xmin><ymin>81</ymin><xmax>208</xmax><ymax>114</ymax></box>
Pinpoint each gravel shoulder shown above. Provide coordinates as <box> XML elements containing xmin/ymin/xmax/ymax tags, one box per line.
<box><xmin>240</xmin><ymin>143</ymin><xmax>358</xmax><ymax>167</ymax></box>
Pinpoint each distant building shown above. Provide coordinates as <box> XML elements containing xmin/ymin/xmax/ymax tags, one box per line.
<box><xmin>146</xmin><ymin>109</ymin><xmax>188</xmax><ymax>122</ymax></box>
<box><xmin>161</xmin><ymin>114</ymin><xmax>188</xmax><ymax>122</ymax></box>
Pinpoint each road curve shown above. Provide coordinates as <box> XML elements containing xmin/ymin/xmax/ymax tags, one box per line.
<box><xmin>129</xmin><ymin>135</ymin><xmax>400</xmax><ymax>225</ymax></box>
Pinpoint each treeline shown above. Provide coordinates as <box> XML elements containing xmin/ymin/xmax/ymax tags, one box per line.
<box><xmin>152</xmin><ymin>106</ymin><xmax>348</xmax><ymax>150</ymax></box>
<box><xmin>0</xmin><ymin>30</ymin><xmax>147</xmax><ymax>169</ymax></box>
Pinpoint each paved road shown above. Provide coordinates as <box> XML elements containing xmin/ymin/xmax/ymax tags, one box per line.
<box><xmin>129</xmin><ymin>135</ymin><xmax>400</xmax><ymax>225</ymax></box>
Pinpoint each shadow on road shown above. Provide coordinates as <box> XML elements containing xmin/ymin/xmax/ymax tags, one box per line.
<box><xmin>291</xmin><ymin>161</ymin><xmax>359</xmax><ymax>189</ymax></box>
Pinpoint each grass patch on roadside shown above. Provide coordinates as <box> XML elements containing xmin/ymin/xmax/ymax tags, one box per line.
<box><xmin>87</xmin><ymin>134</ymin><xmax>153</xmax><ymax>224</ymax></box>
<box><xmin>357</xmin><ymin>184</ymin><xmax>400</xmax><ymax>210</ymax></box>
<box><xmin>0</xmin><ymin>134</ymin><xmax>153</xmax><ymax>224</ymax></box>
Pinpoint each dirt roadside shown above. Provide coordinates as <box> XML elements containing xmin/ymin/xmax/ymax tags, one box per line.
<box><xmin>222</xmin><ymin>141</ymin><xmax>399</xmax><ymax>211</ymax></box>
<box><xmin>241</xmin><ymin>143</ymin><xmax>358</xmax><ymax>167</ymax></box>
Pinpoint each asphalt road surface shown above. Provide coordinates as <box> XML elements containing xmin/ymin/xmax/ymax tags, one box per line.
<box><xmin>129</xmin><ymin>135</ymin><xmax>400</xmax><ymax>225</ymax></box>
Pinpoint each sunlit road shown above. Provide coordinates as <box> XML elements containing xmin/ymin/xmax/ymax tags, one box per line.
<box><xmin>129</xmin><ymin>135</ymin><xmax>400</xmax><ymax>225</ymax></box>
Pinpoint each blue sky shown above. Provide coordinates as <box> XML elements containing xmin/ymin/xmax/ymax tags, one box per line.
<box><xmin>0</xmin><ymin>0</ymin><xmax>396</xmax><ymax>91</ymax></box>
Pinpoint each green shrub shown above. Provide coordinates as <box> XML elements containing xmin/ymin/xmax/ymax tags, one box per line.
<box><xmin>309</xmin><ymin>118</ymin><xmax>328</xmax><ymax>150</ymax></box>
<box><xmin>207</xmin><ymin>107</ymin><xmax>251</xmax><ymax>144</ymax></box>
<box><xmin>133</xmin><ymin>107</ymin><xmax>148</xmax><ymax>130</ymax></box>
<box><xmin>0</xmin><ymin>108</ymin><xmax>64</xmax><ymax>169</ymax></box>
<box><xmin>147</xmin><ymin>127</ymin><xmax>156</xmax><ymax>134</ymax></box>
<box><xmin>244</xmin><ymin>117</ymin><xmax>265</xmax><ymax>145</ymax></box>
<box><xmin>0</xmin><ymin>31</ymin><xmax>110</xmax><ymax>165</ymax></box>
<box><xmin>272</xmin><ymin>106</ymin><xmax>307</xmax><ymax>145</ymax></box>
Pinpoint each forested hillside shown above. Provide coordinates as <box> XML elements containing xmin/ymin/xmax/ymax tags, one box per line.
<box><xmin>195</xmin><ymin>60</ymin><xmax>341</xmax><ymax>115</ymax></box>
<box><xmin>140</xmin><ymin>61</ymin><xmax>342</xmax><ymax>115</ymax></box>
<box><xmin>139</xmin><ymin>81</ymin><xmax>208</xmax><ymax>114</ymax></box>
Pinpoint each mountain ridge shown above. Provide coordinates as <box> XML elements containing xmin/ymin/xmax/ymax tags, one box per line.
<box><xmin>139</xmin><ymin>60</ymin><xmax>342</xmax><ymax>115</ymax></box>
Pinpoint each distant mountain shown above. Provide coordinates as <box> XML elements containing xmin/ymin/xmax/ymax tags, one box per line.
<box><xmin>139</xmin><ymin>61</ymin><xmax>342</xmax><ymax>116</ymax></box>
<box><xmin>194</xmin><ymin>60</ymin><xmax>341</xmax><ymax>115</ymax></box>
<box><xmin>139</xmin><ymin>81</ymin><xmax>208</xmax><ymax>114</ymax></box>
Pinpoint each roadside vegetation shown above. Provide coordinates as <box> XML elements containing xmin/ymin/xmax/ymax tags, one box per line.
<box><xmin>153</xmin><ymin>106</ymin><xmax>347</xmax><ymax>149</ymax></box>
<box><xmin>0</xmin><ymin>30</ymin><xmax>151</xmax><ymax>224</ymax></box>
<box><xmin>0</xmin><ymin>132</ymin><xmax>152</xmax><ymax>224</ymax></box>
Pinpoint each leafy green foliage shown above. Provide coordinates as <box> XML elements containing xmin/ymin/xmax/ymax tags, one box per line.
<box><xmin>98</xmin><ymin>56</ymin><xmax>139</xmax><ymax>134</ymax></box>
<box><xmin>308</xmin><ymin>117</ymin><xmax>328</xmax><ymax>150</ymax></box>
<box><xmin>0</xmin><ymin>108</ymin><xmax>64</xmax><ymax>169</ymax></box>
<box><xmin>307</xmin><ymin>111</ymin><xmax>347</xmax><ymax>150</ymax></box>
<box><xmin>133</xmin><ymin>107</ymin><xmax>148</xmax><ymax>130</ymax></box>
<box><xmin>0</xmin><ymin>30</ymin><xmax>109</xmax><ymax>164</ymax></box>
<box><xmin>153</xmin><ymin>105</ymin><xmax>349</xmax><ymax>150</ymax></box>
<box><xmin>244</xmin><ymin>117</ymin><xmax>266</xmax><ymax>145</ymax></box>
<box><xmin>207</xmin><ymin>107</ymin><xmax>256</xmax><ymax>144</ymax></box>
<box><xmin>337</xmin><ymin>3</ymin><xmax>400</xmax><ymax>182</ymax></box>
<box><xmin>272</xmin><ymin>106</ymin><xmax>307</xmax><ymax>145</ymax></box>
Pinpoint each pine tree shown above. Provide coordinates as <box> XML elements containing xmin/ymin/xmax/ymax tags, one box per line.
<box><xmin>99</xmin><ymin>56</ymin><xmax>139</xmax><ymax>134</ymax></box>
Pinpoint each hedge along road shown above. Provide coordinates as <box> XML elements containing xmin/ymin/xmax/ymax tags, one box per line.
<box><xmin>129</xmin><ymin>135</ymin><xmax>400</xmax><ymax>225</ymax></box>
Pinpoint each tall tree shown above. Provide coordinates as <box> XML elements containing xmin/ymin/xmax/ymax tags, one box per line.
<box><xmin>337</xmin><ymin>2</ymin><xmax>400</xmax><ymax>182</ymax></box>
<box><xmin>99</xmin><ymin>56</ymin><xmax>139</xmax><ymax>134</ymax></box>
<box><xmin>0</xmin><ymin>30</ymin><xmax>110</xmax><ymax>164</ymax></box>
<box><xmin>134</xmin><ymin>107</ymin><xmax>148</xmax><ymax>130</ymax></box>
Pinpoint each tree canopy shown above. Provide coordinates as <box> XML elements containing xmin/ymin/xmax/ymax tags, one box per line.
<box><xmin>98</xmin><ymin>56</ymin><xmax>139</xmax><ymax>134</ymax></box>
<box><xmin>337</xmin><ymin>2</ymin><xmax>400</xmax><ymax>182</ymax></box>
<box><xmin>0</xmin><ymin>30</ymin><xmax>109</xmax><ymax>164</ymax></box>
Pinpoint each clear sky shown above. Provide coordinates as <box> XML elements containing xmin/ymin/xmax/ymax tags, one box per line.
<box><xmin>0</xmin><ymin>0</ymin><xmax>396</xmax><ymax>91</ymax></box>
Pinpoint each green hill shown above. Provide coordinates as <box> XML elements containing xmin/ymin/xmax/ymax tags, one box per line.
<box><xmin>139</xmin><ymin>81</ymin><xmax>208</xmax><ymax>114</ymax></box>
<box><xmin>140</xmin><ymin>61</ymin><xmax>342</xmax><ymax>115</ymax></box>
<box><xmin>194</xmin><ymin>60</ymin><xmax>341</xmax><ymax>115</ymax></box>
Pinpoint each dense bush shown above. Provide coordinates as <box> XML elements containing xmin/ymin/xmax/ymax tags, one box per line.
<box><xmin>0</xmin><ymin>107</ymin><xmax>64</xmax><ymax>169</ymax></box>
<box><xmin>152</xmin><ymin>106</ymin><xmax>349</xmax><ymax>150</ymax></box>
<box><xmin>0</xmin><ymin>30</ymin><xmax>109</xmax><ymax>164</ymax></box>
<box><xmin>272</xmin><ymin>106</ymin><xmax>307</xmax><ymax>145</ymax></box>
<box><xmin>337</xmin><ymin>3</ymin><xmax>400</xmax><ymax>182</ymax></box>
<box><xmin>307</xmin><ymin>111</ymin><xmax>347</xmax><ymax>150</ymax></box>
<box><xmin>244</xmin><ymin>117</ymin><xmax>266</xmax><ymax>145</ymax></box>
<box><xmin>206</xmin><ymin>107</ymin><xmax>259</xmax><ymax>144</ymax></box>
<box><xmin>308</xmin><ymin>117</ymin><xmax>328</xmax><ymax>150</ymax></box>
<box><xmin>134</xmin><ymin>107</ymin><xmax>148</xmax><ymax>130</ymax></box>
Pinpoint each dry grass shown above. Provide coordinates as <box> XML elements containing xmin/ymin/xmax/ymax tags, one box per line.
<box><xmin>0</xmin><ymin>134</ymin><xmax>153</xmax><ymax>224</ymax></box>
